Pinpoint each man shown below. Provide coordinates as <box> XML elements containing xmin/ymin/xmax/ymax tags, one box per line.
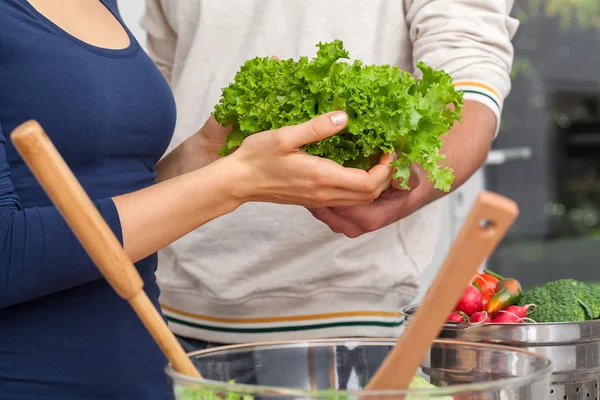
<box><xmin>141</xmin><ymin>0</ymin><xmax>519</xmax><ymax>348</ymax></box>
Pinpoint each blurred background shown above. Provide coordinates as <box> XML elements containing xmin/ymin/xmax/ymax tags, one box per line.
<box><xmin>484</xmin><ymin>0</ymin><xmax>600</xmax><ymax>291</ymax></box>
<box><xmin>118</xmin><ymin>0</ymin><xmax>600</xmax><ymax>298</ymax></box>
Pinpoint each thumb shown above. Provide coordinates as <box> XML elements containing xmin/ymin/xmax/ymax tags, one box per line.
<box><xmin>281</xmin><ymin>111</ymin><xmax>348</xmax><ymax>149</ymax></box>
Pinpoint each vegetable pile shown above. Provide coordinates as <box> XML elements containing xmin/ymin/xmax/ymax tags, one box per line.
<box><xmin>447</xmin><ymin>273</ymin><xmax>600</xmax><ymax>325</ymax></box>
<box><xmin>448</xmin><ymin>270</ymin><xmax>533</xmax><ymax>324</ymax></box>
<box><xmin>213</xmin><ymin>40</ymin><xmax>464</xmax><ymax>191</ymax></box>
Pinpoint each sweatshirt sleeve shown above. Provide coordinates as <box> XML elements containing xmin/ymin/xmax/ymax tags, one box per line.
<box><xmin>404</xmin><ymin>0</ymin><xmax>520</xmax><ymax>136</ymax></box>
<box><xmin>140</xmin><ymin>0</ymin><xmax>177</xmax><ymax>85</ymax></box>
<box><xmin>0</xmin><ymin>123</ymin><xmax>123</xmax><ymax>309</ymax></box>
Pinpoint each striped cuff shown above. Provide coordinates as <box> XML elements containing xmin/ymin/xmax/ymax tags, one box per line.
<box><xmin>454</xmin><ymin>81</ymin><xmax>503</xmax><ymax>138</ymax></box>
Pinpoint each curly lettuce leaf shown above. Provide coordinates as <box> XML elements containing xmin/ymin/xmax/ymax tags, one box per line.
<box><xmin>213</xmin><ymin>40</ymin><xmax>463</xmax><ymax>192</ymax></box>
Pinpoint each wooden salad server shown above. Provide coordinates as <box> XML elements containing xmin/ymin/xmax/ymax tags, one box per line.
<box><xmin>364</xmin><ymin>190</ymin><xmax>519</xmax><ymax>396</ymax></box>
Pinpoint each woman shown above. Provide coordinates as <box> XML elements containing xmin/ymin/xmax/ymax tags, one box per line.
<box><xmin>0</xmin><ymin>0</ymin><xmax>393</xmax><ymax>398</ymax></box>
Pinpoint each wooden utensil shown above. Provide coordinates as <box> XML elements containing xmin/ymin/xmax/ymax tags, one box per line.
<box><xmin>10</xmin><ymin>120</ymin><xmax>201</xmax><ymax>378</ymax></box>
<box><xmin>365</xmin><ymin>190</ymin><xmax>518</xmax><ymax>395</ymax></box>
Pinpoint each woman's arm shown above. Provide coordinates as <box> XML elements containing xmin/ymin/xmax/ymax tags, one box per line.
<box><xmin>119</xmin><ymin>112</ymin><xmax>393</xmax><ymax>260</ymax></box>
<box><xmin>115</xmin><ymin>155</ymin><xmax>241</xmax><ymax>263</ymax></box>
<box><xmin>0</xmin><ymin>112</ymin><xmax>392</xmax><ymax>309</ymax></box>
<box><xmin>0</xmin><ymin>128</ymin><xmax>115</xmax><ymax>308</ymax></box>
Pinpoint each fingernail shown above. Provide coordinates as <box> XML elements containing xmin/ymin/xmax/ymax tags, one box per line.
<box><xmin>330</xmin><ymin>112</ymin><xmax>348</xmax><ymax>126</ymax></box>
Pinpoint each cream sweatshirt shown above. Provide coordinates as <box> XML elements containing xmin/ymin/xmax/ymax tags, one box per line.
<box><xmin>141</xmin><ymin>0</ymin><xmax>518</xmax><ymax>343</ymax></box>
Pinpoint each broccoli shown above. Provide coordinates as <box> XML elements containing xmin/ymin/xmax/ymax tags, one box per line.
<box><xmin>587</xmin><ymin>284</ymin><xmax>600</xmax><ymax>318</ymax></box>
<box><xmin>518</xmin><ymin>279</ymin><xmax>600</xmax><ymax>323</ymax></box>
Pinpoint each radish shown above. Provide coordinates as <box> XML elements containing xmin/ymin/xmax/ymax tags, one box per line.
<box><xmin>455</xmin><ymin>284</ymin><xmax>483</xmax><ymax>316</ymax></box>
<box><xmin>490</xmin><ymin>308</ymin><xmax>538</xmax><ymax>324</ymax></box>
<box><xmin>447</xmin><ymin>311</ymin><xmax>468</xmax><ymax>323</ymax></box>
<box><xmin>502</xmin><ymin>304</ymin><xmax>536</xmax><ymax>319</ymax></box>
<box><xmin>491</xmin><ymin>311</ymin><xmax>523</xmax><ymax>324</ymax></box>
<box><xmin>470</xmin><ymin>311</ymin><xmax>491</xmax><ymax>324</ymax></box>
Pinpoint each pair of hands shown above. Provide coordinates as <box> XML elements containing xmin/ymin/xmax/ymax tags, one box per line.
<box><xmin>196</xmin><ymin>111</ymin><xmax>422</xmax><ymax>237</ymax></box>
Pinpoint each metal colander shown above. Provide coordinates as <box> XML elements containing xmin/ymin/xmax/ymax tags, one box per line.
<box><xmin>403</xmin><ymin>305</ymin><xmax>600</xmax><ymax>400</ymax></box>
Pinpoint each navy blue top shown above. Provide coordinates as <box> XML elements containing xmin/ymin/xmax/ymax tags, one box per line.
<box><xmin>0</xmin><ymin>1</ymin><xmax>177</xmax><ymax>398</ymax></box>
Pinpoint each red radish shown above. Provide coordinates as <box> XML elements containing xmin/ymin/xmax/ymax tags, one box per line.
<box><xmin>447</xmin><ymin>311</ymin><xmax>468</xmax><ymax>323</ymax></box>
<box><xmin>470</xmin><ymin>311</ymin><xmax>491</xmax><ymax>324</ymax></box>
<box><xmin>491</xmin><ymin>310</ymin><xmax>523</xmax><ymax>323</ymax></box>
<box><xmin>455</xmin><ymin>284</ymin><xmax>483</xmax><ymax>316</ymax></box>
<box><xmin>502</xmin><ymin>304</ymin><xmax>536</xmax><ymax>319</ymax></box>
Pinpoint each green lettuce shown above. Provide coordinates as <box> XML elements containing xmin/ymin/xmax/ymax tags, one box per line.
<box><xmin>213</xmin><ymin>40</ymin><xmax>463</xmax><ymax>191</ymax></box>
<box><xmin>407</xmin><ymin>374</ymin><xmax>453</xmax><ymax>400</ymax></box>
<box><xmin>174</xmin><ymin>375</ymin><xmax>451</xmax><ymax>400</ymax></box>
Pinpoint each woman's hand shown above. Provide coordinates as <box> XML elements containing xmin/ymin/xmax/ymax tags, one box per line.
<box><xmin>226</xmin><ymin>111</ymin><xmax>394</xmax><ymax>208</ymax></box>
<box><xmin>117</xmin><ymin>111</ymin><xmax>392</xmax><ymax>262</ymax></box>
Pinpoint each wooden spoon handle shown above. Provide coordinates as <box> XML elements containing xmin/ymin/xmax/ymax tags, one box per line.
<box><xmin>365</xmin><ymin>190</ymin><xmax>518</xmax><ymax>392</ymax></box>
<box><xmin>11</xmin><ymin>120</ymin><xmax>200</xmax><ymax>378</ymax></box>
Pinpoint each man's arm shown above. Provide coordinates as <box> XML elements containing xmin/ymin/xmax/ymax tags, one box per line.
<box><xmin>411</xmin><ymin>100</ymin><xmax>496</xmax><ymax>210</ymax></box>
<box><xmin>406</xmin><ymin>0</ymin><xmax>519</xmax><ymax>135</ymax></box>
<box><xmin>140</xmin><ymin>0</ymin><xmax>176</xmax><ymax>84</ymax></box>
<box><xmin>155</xmin><ymin>117</ymin><xmax>229</xmax><ymax>182</ymax></box>
<box><xmin>310</xmin><ymin>0</ymin><xmax>519</xmax><ymax>237</ymax></box>
<box><xmin>141</xmin><ymin>0</ymin><xmax>228</xmax><ymax>182</ymax></box>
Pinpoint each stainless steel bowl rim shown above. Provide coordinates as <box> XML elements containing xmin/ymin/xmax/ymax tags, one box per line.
<box><xmin>402</xmin><ymin>304</ymin><xmax>600</xmax><ymax>345</ymax></box>
<box><xmin>165</xmin><ymin>338</ymin><xmax>553</xmax><ymax>397</ymax></box>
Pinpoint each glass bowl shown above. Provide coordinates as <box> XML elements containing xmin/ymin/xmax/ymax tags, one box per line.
<box><xmin>165</xmin><ymin>338</ymin><xmax>552</xmax><ymax>400</ymax></box>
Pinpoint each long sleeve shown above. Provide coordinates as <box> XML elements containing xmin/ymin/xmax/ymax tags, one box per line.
<box><xmin>0</xmin><ymin>124</ymin><xmax>123</xmax><ymax>309</ymax></box>
<box><xmin>140</xmin><ymin>0</ymin><xmax>177</xmax><ymax>85</ymax></box>
<box><xmin>404</xmin><ymin>0</ymin><xmax>520</xmax><ymax>135</ymax></box>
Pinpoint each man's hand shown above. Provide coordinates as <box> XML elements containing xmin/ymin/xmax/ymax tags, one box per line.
<box><xmin>155</xmin><ymin>117</ymin><xmax>230</xmax><ymax>182</ymax></box>
<box><xmin>193</xmin><ymin>116</ymin><xmax>232</xmax><ymax>163</ymax></box>
<box><xmin>155</xmin><ymin>55</ymin><xmax>280</xmax><ymax>183</ymax></box>
<box><xmin>309</xmin><ymin>165</ymin><xmax>423</xmax><ymax>237</ymax></box>
<box><xmin>308</xmin><ymin>100</ymin><xmax>497</xmax><ymax>237</ymax></box>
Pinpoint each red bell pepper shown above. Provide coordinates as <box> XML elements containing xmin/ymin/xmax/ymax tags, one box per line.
<box><xmin>471</xmin><ymin>272</ymin><xmax>500</xmax><ymax>310</ymax></box>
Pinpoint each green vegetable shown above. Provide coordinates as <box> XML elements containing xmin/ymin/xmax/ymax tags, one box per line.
<box><xmin>589</xmin><ymin>285</ymin><xmax>600</xmax><ymax>318</ymax></box>
<box><xmin>408</xmin><ymin>374</ymin><xmax>453</xmax><ymax>400</ymax></box>
<box><xmin>174</xmin><ymin>385</ymin><xmax>254</xmax><ymax>400</ymax></box>
<box><xmin>518</xmin><ymin>279</ymin><xmax>600</xmax><ymax>323</ymax></box>
<box><xmin>213</xmin><ymin>40</ymin><xmax>463</xmax><ymax>191</ymax></box>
